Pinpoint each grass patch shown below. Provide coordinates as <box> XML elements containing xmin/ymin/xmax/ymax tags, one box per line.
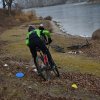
<box><xmin>52</xmin><ymin>52</ymin><xmax>100</xmax><ymax>76</ymax></box>
<box><xmin>1</xmin><ymin>21</ymin><xmax>100</xmax><ymax>77</ymax></box>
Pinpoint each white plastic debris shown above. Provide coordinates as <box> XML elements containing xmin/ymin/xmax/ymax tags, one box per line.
<box><xmin>68</xmin><ymin>50</ymin><xmax>83</xmax><ymax>54</ymax></box>
<box><xmin>4</xmin><ymin>64</ymin><xmax>8</xmax><ymax>67</ymax></box>
<box><xmin>33</xmin><ymin>68</ymin><xmax>37</xmax><ymax>72</ymax></box>
<box><xmin>32</xmin><ymin>65</ymin><xmax>36</xmax><ymax>68</ymax></box>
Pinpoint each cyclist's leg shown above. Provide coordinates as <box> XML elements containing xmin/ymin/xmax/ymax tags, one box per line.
<box><xmin>29</xmin><ymin>45</ymin><xmax>40</xmax><ymax>73</ymax></box>
<box><xmin>37</xmin><ymin>42</ymin><xmax>55</xmax><ymax>68</ymax></box>
<box><xmin>33</xmin><ymin>37</ymin><xmax>54</xmax><ymax>68</ymax></box>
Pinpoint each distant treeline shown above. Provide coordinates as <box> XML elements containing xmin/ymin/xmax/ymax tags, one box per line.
<box><xmin>16</xmin><ymin>0</ymin><xmax>66</xmax><ymax>8</ymax></box>
<box><xmin>15</xmin><ymin>0</ymin><xmax>100</xmax><ymax>9</ymax></box>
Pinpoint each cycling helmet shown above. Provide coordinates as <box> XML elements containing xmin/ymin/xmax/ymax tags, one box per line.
<box><xmin>40</xmin><ymin>24</ymin><xmax>44</xmax><ymax>27</ymax></box>
<box><xmin>28</xmin><ymin>25</ymin><xmax>35</xmax><ymax>32</ymax></box>
<box><xmin>39</xmin><ymin>24</ymin><xmax>44</xmax><ymax>30</ymax></box>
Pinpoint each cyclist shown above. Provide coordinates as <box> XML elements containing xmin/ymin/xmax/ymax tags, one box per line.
<box><xmin>26</xmin><ymin>24</ymin><xmax>54</xmax><ymax>74</ymax></box>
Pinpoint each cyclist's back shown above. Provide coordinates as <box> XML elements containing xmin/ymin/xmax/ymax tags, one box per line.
<box><xmin>26</xmin><ymin>24</ymin><xmax>54</xmax><ymax>74</ymax></box>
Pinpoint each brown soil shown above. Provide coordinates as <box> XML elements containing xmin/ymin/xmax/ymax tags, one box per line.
<box><xmin>0</xmin><ymin>57</ymin><xmax>100</xmax><ymax>100</ymax></box>
<box><xmin>0</xmin><ymin>9</ymin><xmax>100</xmax><ymax>100</ymax></box>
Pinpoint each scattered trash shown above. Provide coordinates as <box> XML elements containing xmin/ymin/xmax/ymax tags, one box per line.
<box><xmin>4</xmin><ymin>64</ymin><xmax>8</xmax><ymax>67</ymax></box>
<box><xmin>71</xmin><ymin>83</ymin><xmax>78</xmax><ymax>89</ymax></box>
<box><xmin>16</xmin><ymin>72</ymin><xmax>24</xmax><ymax>78</ymax></box>
<box><xmin>33</xmin><ymin>68</ymin><xmax>37</xmax><ymax>72</ymax></box>
<box><xmin>32</xmin><ymin>65</ymin><xmax>36</xmax><ymax>68</ymax></box>
<box><xmin>68</xmin><ymin>50</ymin><xmax>83</xmax><ymax>54</ymax></box>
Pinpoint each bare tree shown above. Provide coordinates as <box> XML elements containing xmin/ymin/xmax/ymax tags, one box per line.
<box><xmin>5</xmin><ymin>0</ymin><xmax>14</xmax><ymax>15</ymax></box>
<box><xmin>2</xmin><ymin>0</ymin><xmax>6</xmax><ymax>9</ymax></box>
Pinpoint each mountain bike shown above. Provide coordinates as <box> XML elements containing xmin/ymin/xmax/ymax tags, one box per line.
<box><xmin>36</xmin><ymin>47</ymin><xmax>60</xmax><ymax>81</ymax></box>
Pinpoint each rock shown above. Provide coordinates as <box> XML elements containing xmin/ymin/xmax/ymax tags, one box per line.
<box><xmin>92</xmin><ymin>29</ymin><xmax>100</xmax><ymax>40</ymax></box>
<box><xmin>51</xmin><ymin>45</ymin><xmax>65</xmax><ymax>53</ymax></box>
<box><xmin>44</xmin><ymin>16</ymin><xmax>52</xmax><ymax>20</ymax></box>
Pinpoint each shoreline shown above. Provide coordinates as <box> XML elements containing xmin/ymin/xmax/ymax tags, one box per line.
<box><xmin>51</xmin><ymin>20</ymin><xmax>92</xmax><ymax>38</ymax></box>
<box><xmin>50</xmin><ymin>20</ymin><xmax>86</xmax><ymax>38</ymax></box>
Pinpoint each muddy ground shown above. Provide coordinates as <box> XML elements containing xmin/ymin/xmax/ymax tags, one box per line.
<box><xmin>0</xmin><ymin>25</ymin><xmax>100</xmax><ymax>100</ymax></box>
<box><xmin>0</xmin><ymin>55</ymin><xmax>100</xmax><ymax>100</ymax></box>
<box><xmin>0</xmin><ymin>9</ymin><xmax>100</xmax><ymax>99</ymax></box>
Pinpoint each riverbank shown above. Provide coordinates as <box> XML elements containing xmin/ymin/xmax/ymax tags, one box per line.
<box><xmin>34</xmin><ymin>3</ymin><xmax>100</xmax><ymax>37</ymax></box>
<box><xmin>50</xmin><ymin>20</ymin><xmax>100</xmax><ymax>60</ymax></box>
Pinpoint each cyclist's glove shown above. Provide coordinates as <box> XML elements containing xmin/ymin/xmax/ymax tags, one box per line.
<box><xmin>48</xmin><ymin>38</ymin><xmax>52</xmax><ymax>44</ymax></box>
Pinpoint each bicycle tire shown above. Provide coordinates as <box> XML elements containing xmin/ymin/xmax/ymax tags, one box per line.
<box><xmin>50</xmin><ymin>58</ymin><xmax>60</xmax><ymax>77</ymax></box>
<box><xmin>52</xmin><ymin>65</ymin><xmax>60</xmax><ymax>77</ymax></box>
<box><xmin>36</xmin><ymin>56</ymin><xmax>51</xmax><ymax>81</ymax></box>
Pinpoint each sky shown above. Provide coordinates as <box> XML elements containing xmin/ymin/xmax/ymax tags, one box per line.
<box><xmin>0</xmin><ymin>0</ymin><xmax>17</xmax><ymax>8</ymax></box>
<box><xmin>0</xmin><ymin>0</ymin><xmax>2</xmax><ymax>8</ymax></box>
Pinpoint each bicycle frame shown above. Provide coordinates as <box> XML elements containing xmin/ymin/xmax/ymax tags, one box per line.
<box><xmin>36</xmin><ymin>45</ymin><xmax>60</xmax><ymax>80</ymax></box>
<box><xmin>40</xmin><ymin>52</ymin><xmax>48</xmax><ymax>65</ymax></box>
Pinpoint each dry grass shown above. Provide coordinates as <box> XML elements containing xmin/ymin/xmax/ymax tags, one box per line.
<box><xmin>52</xmin><ymin>51</ymin><xmax>100</xmax><ymax>76</ymax></box>
<box><xmin>1</xmin><ymin>8</ymin><xmax>100</xmax><ymax>100</ymax></box>
<box><xmin>15</xmin><ymin>11</ymin><xmax>37</xmax><ymax>22</ymax></box>
<box><xmin>0</xmin><ymin>9</ymin><xmax>37</xmax><ymax>35</ymax></box>
<box><xmin>1</xmin><ymin>22</ymin><xmax>100</xmax><ymax>77</ymax></box>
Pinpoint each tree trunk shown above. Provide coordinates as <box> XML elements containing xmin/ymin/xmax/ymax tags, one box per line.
<box><xmin>2</xmin><ymin>0</ymin><xmax>6</xmax><ymax>9</ymax></box>
<box><xmin>6</xmin><ymin>0</ymin><xmax>13</xmax><ymax>15</ymax></box>
<box><xmin>8</xmin><ymin>2</ymin><xmax>12</xmax><ymax>15</ymax></box>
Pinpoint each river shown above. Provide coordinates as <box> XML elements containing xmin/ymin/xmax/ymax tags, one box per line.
<box><xmin>25</xmin><ymin>3</ymin><xmax>100</xmax><ymax>37</ymax></box>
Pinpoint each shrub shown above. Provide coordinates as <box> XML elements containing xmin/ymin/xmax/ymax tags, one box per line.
<box><xmin>92</xmin><ymin>29</ymin><xmax>100</xmax><ymax>40</ymax></box>
<box><xmin>25</xmin><ymin>11</ymin><xmax>37</xmax><ymax>20</ymax></box>
<box><xmin>15</xmin><ymin>10</ymin><xmax>37</xmax><ymax>22</ymax></box>
<box><xmin>44</xmin><ymin>16</ymin><xmax>52</xmax><ymax>20</ymax></box>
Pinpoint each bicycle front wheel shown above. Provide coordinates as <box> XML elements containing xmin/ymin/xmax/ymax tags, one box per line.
<box><xmin>52</xmin><ymin>65</ymin><xmax>60</xmax><ymax>77</ymax></box>
<box><xmin>36</xmin><ymin>56</ymin><xmax>51</xmax><ymax>81</ymax></box>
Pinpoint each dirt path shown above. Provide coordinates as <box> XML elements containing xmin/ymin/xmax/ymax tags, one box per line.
<box><xmin>0</xmin><ymin>59</ymin><xmax>100</xmax><ymax>100</ymax></box>
<box><xmin>0</xmin><ymin>22</ymin><xmax>100</xmax><ymax>100</ymax></box>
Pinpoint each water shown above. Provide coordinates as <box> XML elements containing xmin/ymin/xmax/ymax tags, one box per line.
<box><xmin>26</xmin><ymin>3</ymin><xmax>100</xmax><ymax>37</ymax></box>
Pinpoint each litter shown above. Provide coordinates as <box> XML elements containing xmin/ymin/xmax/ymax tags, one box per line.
<box><xmin>71</xmin><ymin>83</ymin><xmax>78</xmax><ymax>89</ymax></box>
<box><xmin>4</xmin><ymin>64</ymin><xmax>8</xmax><ymax>67</ymax></box>
<box><xmin>16</xmin><ymin>72</ymin><xmax>24</xmax><ymax>78</ymax></box>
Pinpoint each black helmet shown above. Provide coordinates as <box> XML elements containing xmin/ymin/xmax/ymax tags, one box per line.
<box><xmin>28</xmin><ymin>25</ymin><xmax>35</xmax><ymax>32</ymax></box>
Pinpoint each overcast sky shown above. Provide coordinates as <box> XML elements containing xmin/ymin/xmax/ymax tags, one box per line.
<box><xmin>0</xmin><ymin>0</ymin><xmax>17</xmax><ymax>8</ymax></box>
<box><xmin>0</xmin><ymin>0</ymin><xmax>2</xmax><ymax>8</ymax></box>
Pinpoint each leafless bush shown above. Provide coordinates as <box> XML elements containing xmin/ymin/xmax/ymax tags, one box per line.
<box><xmin>44</xmin><ymin>16</ymin><xmax>52</xmax><ymax>20</ymax></box>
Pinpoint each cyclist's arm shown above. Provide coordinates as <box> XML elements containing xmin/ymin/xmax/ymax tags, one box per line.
<box><xmin>43</xmin><ymin>30</ymin><xmax>51</xmax><ymax>38</ymax></box>
<box><xmin>43</xmin><ymin>30</ymin><xmax>52</xmax><ymax>44</ymax></box>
